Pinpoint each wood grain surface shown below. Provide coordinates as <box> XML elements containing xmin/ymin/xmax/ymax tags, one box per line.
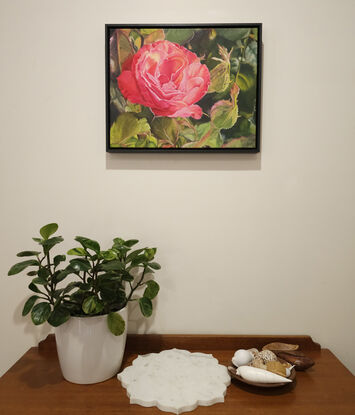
<box><xmin>1</xmin><ymin>334</ymin><xmax>354</xmax><ymax>415</ymax></box>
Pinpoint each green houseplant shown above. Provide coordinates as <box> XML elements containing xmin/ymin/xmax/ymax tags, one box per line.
<box><xmin>8</xmin><ymin>223</ymin><xmax>161</xmax><ymax>383</ymax></box>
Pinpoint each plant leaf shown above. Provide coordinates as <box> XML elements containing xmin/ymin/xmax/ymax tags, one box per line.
<box><xmin>82</xmin><ymin>296</ymin><xmax>103</xmax><ymax>314</ymax></box>
<box><xmin>28</xmin><ymin>282</ymin><xmax>41</xmax><ymax>293</ymax></box>
<box><xmin>22</xmin><ymin>295</ymin><xmax>39</xmax><ymax>316</ymax></box>
<box><xmin>54</xmin><ymin>255</ymin><xmax>66</xmax><ymax>267</ymax></box>
<box><xmin>139</xmin><ymin>297</ymin><xmax>153</xmax><ymax>317</ymax></box>
<box><xmin>17</xmin><ymin>251</ymin><xmax>41</xmax><ymax>257</ymax></box>
<box><xmin>8</xmin><ymin>260</ymin><xmax>39</xmax><ymax>276</ymax></box>
<box><xmin>32</xmin><ymin>277</ymin><xmax>47</xmax><ymax>285</ymax></box>
<box><xmin>148</xmin><ymin>262</ymin><xmax>161</xmax><ymax>270</ymax></box>
<box><xmin>100</xmin><ymin>260</ymin><xmax>124</xmax><ymax>272</ymax></box>
<box><xmin>47</xmin><ymin>306</ymin><xmax>70</xmax><ymax>327</ymax></box>
<box><xmin>31</xmin><ymin>302</ymin><xmax>51</xmax><ymax>325</ymax></box>
<box><xmin>40</xmin><ymin>236</ymin><xmax>64</xmax><ymax>254</ymax></box>
<box><xmin>39</xmin><ymin>223</ymin><xmax>58</xmax><ymax>240</ymax></box>
<box><xmin>75</xmin><ymin>236</ymin><xmax>100</xmax><ymax>254</ymax></box>
<box><xmin>107</xmin><ymin>312</ymin><xmax>126</xmax><ymax>336</ymax></box>
<box><xmin>67</xmin><ymin>247</ymin><xmax>87</xmax><ymax>256</ymax></box>
<box><xmin>55</xmin><ymin>270</ymin><xmax>70</xmax><ymax>283</ymax></box>
<box><xmin>69</xmin><ymin>258</ymin><xmax>91</xmax><ymax>272</ymax></box>
<box><xmin>143</xmin><ymin>280</ymin><xmax>160</xmax><ymax>300</ymax></box>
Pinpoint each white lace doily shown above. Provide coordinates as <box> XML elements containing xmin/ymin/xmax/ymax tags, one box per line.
<box><xmin>117</xmin><ymin>348</ymin><xmax>231</xmax><ymax>414</ymax></box>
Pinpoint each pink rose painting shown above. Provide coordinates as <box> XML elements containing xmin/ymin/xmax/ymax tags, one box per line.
<box><xmin>107</xmin><ymin>25</ymin><xmax>261</xmax><ymax>151</ymax></box>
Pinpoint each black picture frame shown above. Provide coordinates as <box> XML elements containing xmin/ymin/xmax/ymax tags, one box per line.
<box><xmin>106</xmin><ymin>23</ymin><xmax>262</xmax><ymax>153</ymax></box>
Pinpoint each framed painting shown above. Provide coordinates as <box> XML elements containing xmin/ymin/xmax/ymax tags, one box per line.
<box><xmin>106</xmin><ymin>24</ymin><xmax>262</xmax><ymax>153</ymax></box>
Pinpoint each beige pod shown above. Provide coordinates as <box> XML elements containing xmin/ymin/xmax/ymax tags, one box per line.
<box><xmin>55</xmin><ymin>307</ymin><xmax>128</xmax><ymax>384</ymax></box>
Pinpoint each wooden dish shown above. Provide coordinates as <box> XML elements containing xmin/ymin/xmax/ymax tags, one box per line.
<box><xmin>228</xmin><ymin>360</ymin><xmax>296</xmax><ymax>388</ymax></box>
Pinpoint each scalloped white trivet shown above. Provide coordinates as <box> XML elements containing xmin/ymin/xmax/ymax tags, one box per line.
<box><xmin>117</xmin><ymin>348</ymin><xmax>231</xmax><ymax>414</ymax></box>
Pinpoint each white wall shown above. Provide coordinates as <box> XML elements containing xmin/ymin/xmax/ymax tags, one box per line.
<box><xmin>1</xmin><ymin>0</ymin><xmax>354</xmax><ymax>376</ymax></box>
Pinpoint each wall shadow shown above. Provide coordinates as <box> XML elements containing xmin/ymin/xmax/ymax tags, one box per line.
<box><xmin>106</xmin><ymin>152</ymin><xmax>261</xmax><ymax>171</ymax></box>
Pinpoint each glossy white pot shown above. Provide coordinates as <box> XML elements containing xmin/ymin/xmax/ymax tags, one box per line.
<box><xmin>55</xmin><ymin>307</ymin><xmax>128</xmax><ymax>384</ymax></box>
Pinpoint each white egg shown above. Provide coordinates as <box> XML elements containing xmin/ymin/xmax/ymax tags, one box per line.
<box><xmin>232</xmin><ymin>349</ymin><xmax>253</xmax><ymax>367</ymax></box>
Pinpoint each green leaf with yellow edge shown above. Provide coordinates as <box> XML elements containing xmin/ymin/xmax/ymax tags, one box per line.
<box><xmin>208</xmin><ymin>45</ymin><xmax>232</xmax><ymax>93</ymax></box>
<box><xmin>151</xmin><ymin>117</ymin><xmax>179</xmax><ymax>145</ymax></box>
<box><xmin>125</xmin><ymin>101</ymin><xmax>141</xmax><ymax>113</ymax></box>
<box><xmin>211</xmin><ymin>83</ymin><xmax>240</xmax><ymax>130</ymax></box>
<box><xmin>142</xmin><ymin>29</ymin><xmax>165</xmax><ymax>44</ymax></box>
<box><xmin>110</xmin><ymin>113</ymin><xmax>150</xmax><ymax>146</ymax></box>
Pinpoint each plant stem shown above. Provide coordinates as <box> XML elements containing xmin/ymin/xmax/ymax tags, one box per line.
<box><xmin>125</xmin><ymin>266</ymin><xmax>146</xmax><ymax>305</ymax></box>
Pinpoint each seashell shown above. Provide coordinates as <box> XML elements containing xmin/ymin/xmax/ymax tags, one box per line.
<box><xmin>257</xmin><ymin>350</ymin><xmax>278</xmax><ymax>362</ymax></box>
<box><xmin>232</xmin><ymin>349</ymin><xmax>253</xmax><ymax>367</ymax></box>
<box><xmin>276</xmin><ymin>351</ymin><xmax>315</xmax><ymax>371</ymax></box>
<box><xmin>266</xmin><ymin>361</ymin><xmax>287</xmax><ymax>377</ymax></box>
<box><xmin>250</xmin><ymin>356</ymin><xmax>267</xmax><ymax>370</ymax></box>
<box><xmin>247</xmin><ymin>348</ymin><xmax>259</xmax><ymax>357</ymax></box>
<box><xmin>285</xmin><ymin>365</ymin><xmax>295</xmax><ymax>377</ymax></box>
<box><xmin>236</xmin><ymin>366</ymin><xmax>292</xmax><ymax>384</ymax></box>
<box><xmin>262</xmin><ymin>342</ymin><xmax>299</xmax><ymax>352</ymax></box>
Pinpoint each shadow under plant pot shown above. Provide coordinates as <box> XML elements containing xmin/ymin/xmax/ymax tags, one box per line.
<box><xmin>55</xmin><ymin>307</ymin><xmax>128</xmax><ymax>384</ymax></box>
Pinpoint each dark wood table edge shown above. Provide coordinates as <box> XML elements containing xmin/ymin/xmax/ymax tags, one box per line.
<box><xmin>36</xmin><ymin>333</ymin><xmax>321</xmax><ymax>355</ymax></box>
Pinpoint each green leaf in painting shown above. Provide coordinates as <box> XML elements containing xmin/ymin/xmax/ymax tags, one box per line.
<box><xmin>8</xmin><ymin>260</ymin><xmax>39</xmax><ymax>276</ymax></box>
<box><xmin>143</xmin><ymin>280</ymin><xmax>160</xmax><ymax>300</ymax></box>
<box><xmin>22</xmin><ymin>295</ymin><xmax>39</xmax><ymax>316</ymax></box>
<box><xmin>139</xmin><ymin>297</ymin><xmax>153</xmax><ymax>317</ymax></box>
<box><xmin>151</xmin><ymin>117</ymin><xmax>179</xmax><ymax>145</ymax></box>
<box><xmin>211</xmin><ymin>83</ymin><xmax>240</xmax><ymax>130</ymax></box>
<box><xmin>116</xmin><ymin>29</ymin><xmax>135</xmax><ymax>70</ymax></box>
<box><xmin>31</xmin><ymin>302</ymin><xmax>51</xmax><ymax>325</ymax></box>
<box><xmin>39</xmin><ymin>223</ymin><xmax>58</xmax><ymax>240</ymax></box>
<box><xmin>216</xmin><ymin>28</ymin><xmax>250</xmax><ymax>42</ymax></box>
<box><xmin>165</xmin><ymin>29</ymin><xmax>194</xmax><ymax>44</ymax></box>
<box><xmin>236</xmin><ymin>63</ymin><xmax>256</xmax><ymax>91</ymax></box>
<box><xmin>110</xmin><ymin>113</ymin><xmax>150</xmax><ymax>146</ymax></box>
<box><xmin>107</xmin><ymin>312</ymin><xmax>125</xmax><ymax>336</ymax></box>
<box><xmin>208</xmin><ymin>45</ymin><xmax>232</xmax><ymax>93</ymax></box>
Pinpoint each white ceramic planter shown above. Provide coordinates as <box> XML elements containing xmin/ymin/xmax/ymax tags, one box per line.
<box><xmin>55</xmin><ymin>307</ymin><xmax>128</xmax><ymax>384</ymax></box>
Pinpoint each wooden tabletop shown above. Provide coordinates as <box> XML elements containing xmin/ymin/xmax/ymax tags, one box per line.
<box><xmin>0</xmin><ymin>334</ymin><xmax>354</xmax><ymax>415</ymax></box>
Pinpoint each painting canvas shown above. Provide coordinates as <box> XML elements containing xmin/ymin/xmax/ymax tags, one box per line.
<box><xmin>106</xmin><ymin>24</ymin><xmax>262</xmax><ymax>152</ymax></box>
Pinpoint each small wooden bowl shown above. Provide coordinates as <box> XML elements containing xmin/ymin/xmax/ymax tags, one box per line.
<box><xmin>228</xmin><ymin>360</ymin><xmax>296</xmax><ymax>388</ymax></box>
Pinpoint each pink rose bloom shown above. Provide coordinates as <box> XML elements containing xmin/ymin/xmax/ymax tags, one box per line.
<box><xmin>117</xmin><ymin>40</ymin><xmax>210</xmax><ymax>119</ymax></box>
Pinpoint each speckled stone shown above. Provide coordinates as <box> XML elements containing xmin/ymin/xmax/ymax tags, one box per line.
<box><xmin>117</xmin><ymin>348</ymin><xmax>231</xmax><ymax>414</ymax></box>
